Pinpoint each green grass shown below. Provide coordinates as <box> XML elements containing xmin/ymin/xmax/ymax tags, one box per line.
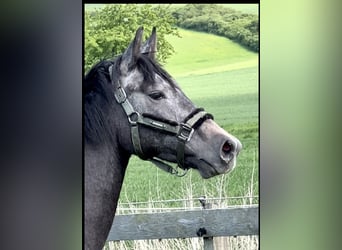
<box><xmin>175</xmin><ymin>68</ymin><xmax>258</xmax><ymax>126</ymax></box>
<box><xmin>164</xmin><ymin>29</ymin><xmax>257</xmax><ymax>77</ymax></box>
<box><xmin>118</xmin><ymin>28</ymin><xmax>258</xmax><ymax>206</ymax></box>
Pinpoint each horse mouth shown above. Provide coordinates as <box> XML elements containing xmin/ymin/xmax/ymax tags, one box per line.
<box><xmin>185</xmin><ymin>157</ymin><xmax>234</xmax><ymax>179</ymax></box>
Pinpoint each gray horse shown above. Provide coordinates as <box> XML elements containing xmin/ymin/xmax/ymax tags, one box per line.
<box><xmin>84</xmin><ymin>27</ymin><xmax>242</xmax><ymax>250</ymax></box>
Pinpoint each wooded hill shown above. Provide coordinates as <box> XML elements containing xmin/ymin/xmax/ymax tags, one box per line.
<box><xmin>171</xmin><ymin>4</ymin><xmax>259</xmax><ymax>52</ymax></box>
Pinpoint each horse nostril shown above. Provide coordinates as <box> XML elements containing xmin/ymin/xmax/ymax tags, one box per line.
<box><xmin>222</xmin><ymin>141</ymin><xmax>233</xmax><ymax>154</ymax></box>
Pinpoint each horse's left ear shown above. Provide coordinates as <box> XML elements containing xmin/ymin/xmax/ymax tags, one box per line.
<box><xmin>141</xmin><ymin>27</ymin><xmax>157</xmax><ymax>60</ymax></box>
<box><xmin>121</xmin><ymin>27</ymin><xmax>144</xmax><ymax>73</ymax></box>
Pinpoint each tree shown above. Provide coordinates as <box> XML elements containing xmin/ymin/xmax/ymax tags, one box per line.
<box><xmin>84</xmin><ymin>4</ymin><xmax>179</xmax><ymax>73</ymax></box>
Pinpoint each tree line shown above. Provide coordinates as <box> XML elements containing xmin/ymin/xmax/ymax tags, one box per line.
<box><xmin>171</xmin><ymin>4</ymin><xmax>259</xmax><ymax>52</ymax></box>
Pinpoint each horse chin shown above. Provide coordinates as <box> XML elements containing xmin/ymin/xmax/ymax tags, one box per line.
<box><xmin>156</xmin><ymin>153</ymin><xmax>236</xmax><ymax>179</ymax></box>
<box><xmin>186</xmin><ymin>157</ymin><xmax>236</xmax><ymax>179</ymax></box>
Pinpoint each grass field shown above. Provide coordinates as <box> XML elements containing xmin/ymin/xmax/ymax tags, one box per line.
<box><xmin>118</xmin><ymin>28</ymin><xmax>259</xmax><ymax>206</ymax></box>
<box><xmin>165</xmin><ymin>29</ymin><xmax>257</xmax><ymax>77</ymax></box>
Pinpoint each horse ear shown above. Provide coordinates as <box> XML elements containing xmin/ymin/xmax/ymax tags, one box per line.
<box><xmin>141</xmin><ymin>27</ymin><xmax>157</xmax><ymax>60</ymax></box>
<box><xmin>121</xmin><ymin>27</ymin><xmax>144</xmax><ymax>73</ymax></box>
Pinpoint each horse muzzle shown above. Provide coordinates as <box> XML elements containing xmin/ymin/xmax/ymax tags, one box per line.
<box><xmin>188</xmin><ymin>119</ymin><xmax>242</xmax><ymax>178</ymax></box>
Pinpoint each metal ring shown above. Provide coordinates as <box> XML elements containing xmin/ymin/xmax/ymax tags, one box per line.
<box><xmin>128</xmin><ymin>112</ymin><xmax>140</xmax><ymax>125</ymax></box>
<box><xmin>173</xmin><ymin>167</ymin><xmax>188</xmax><ymax>177</ymax></box>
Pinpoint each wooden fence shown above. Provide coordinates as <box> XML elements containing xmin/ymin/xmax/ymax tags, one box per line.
<box><xmin>107</xmin><ymin>205</ymin><xmax>258</xmax><ymax>249</ymax></box>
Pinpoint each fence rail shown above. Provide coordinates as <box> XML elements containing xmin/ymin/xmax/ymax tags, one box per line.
<box><xmin>107</xmin><ymin>205</ymin><xmax>258</xmax><ymax>241</ymax></box>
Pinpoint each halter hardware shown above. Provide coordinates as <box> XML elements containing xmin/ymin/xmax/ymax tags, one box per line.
<box><xmin>110</xmin><ymin>66</ymin><xmax>213</xmax><ymax>177</ymax></box>
<box><xmin>128</xmin><ymin>112</ymin><xmax>139</xmax><ymax>125</ymax></box>
<box><xmin>178</xmin><ymin>124</ymin><xmax>194</xmax><ymax>142</ymax></box>
<box><xmin>114</xmin><ymin>86</ymin><xmax>127</xmax><ymax>104</ymax></box>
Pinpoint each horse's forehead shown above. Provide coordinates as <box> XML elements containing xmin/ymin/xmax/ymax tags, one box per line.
<box><xmin>155</xmin><ymin>74</ymin><xmax>171</xmax><ymax>87</ymax></box>
<box><xmin>122</xmin><ymin>70</ymin><xmax>173</xmax><ymax>91</ymax></box>
<box><xmin>121</xmin><ymin>69</ymin><xmax>144</xmax><ymax>90</ymax></box>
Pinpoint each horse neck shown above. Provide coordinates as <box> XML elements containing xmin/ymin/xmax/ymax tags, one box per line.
<box><xmin>85</xmin><ymin>141</ymin><xmax>129</xmax><ymax>206</ymax></box>
<box><xmin>85</xmin><ymin>102</ymin><xmax>131</xmax><ymax>248</ymax></box>
<box><xmin>85</xmin><ymin>141</ymin><xmax>130</xmax><ymax>250</ymax></box>
<box><xmin>85</xmin><ymin>96</ymin><xmax>131</xmax><ymax>190</ymax></box>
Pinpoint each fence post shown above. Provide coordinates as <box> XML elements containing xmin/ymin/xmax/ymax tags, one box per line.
<box><xmin>198</xmin><ymin>196</ymin><xmax>215</xmax><ymax>250</ymax></box>
<box><xmin>203</xmin><ymin>237</ymin><xmax>214</xmax><ymax>250</ymax></box>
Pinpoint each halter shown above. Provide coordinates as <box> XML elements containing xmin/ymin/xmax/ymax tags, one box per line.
<box><xmin>110</xmin><ymin>66</ymin><xmax>213</xmax><ymax>177</ymax></box>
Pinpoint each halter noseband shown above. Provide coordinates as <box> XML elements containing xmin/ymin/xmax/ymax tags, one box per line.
<box><xmin>110</xmin><ymin>66</ymin><xmax>213</xmax><ymax>177</ymax></box>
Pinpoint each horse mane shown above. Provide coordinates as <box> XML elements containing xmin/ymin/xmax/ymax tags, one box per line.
<box><xmin>84</xmin><ymin>59</ymin><xmax>117</xmax><ymax>145</ymax></box>
<box><xmin>84</xmin><ymin>54</ymin><xmax>176</xmax><ymax>145</ymax></box>
<box><xmin>84</xmin><ymin>59</ymin><xmax>114</xmax><ymax>100</ymax></box>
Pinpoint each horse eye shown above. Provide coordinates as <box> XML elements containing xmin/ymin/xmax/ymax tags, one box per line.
<box><xmin>149</xmin><ymin>92</ymin><xmax>165</xmax><ymax>100</ymax></box>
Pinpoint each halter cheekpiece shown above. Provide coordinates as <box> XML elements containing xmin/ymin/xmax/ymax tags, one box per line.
<box><xmin>109</xmin><ymin>65</ymin><xmax>213</xmax><ymax>177</ymax></box>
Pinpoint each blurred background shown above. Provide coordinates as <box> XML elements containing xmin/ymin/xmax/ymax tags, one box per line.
<box><xmin>261</xmin><ymin>0</ymin><xmax>342</xmax><ymax>249</ymax></box>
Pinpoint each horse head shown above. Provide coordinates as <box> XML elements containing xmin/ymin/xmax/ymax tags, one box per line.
<box><xmin>109</xmin><ymin>27</ymin><xmax>242</xmax><ymax>178</ymax></box>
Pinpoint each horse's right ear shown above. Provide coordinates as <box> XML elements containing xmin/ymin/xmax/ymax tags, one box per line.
<box><xmin>121</xmin><ymin>27</ymin><xmax>144</xmax><ymax>73</ymax></box>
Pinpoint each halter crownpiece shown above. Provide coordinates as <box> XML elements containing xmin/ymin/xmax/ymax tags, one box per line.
<box><xmin>109</xmin><ymin>65</ymin><xmax>213</xmax><ymax>177</ymax></box>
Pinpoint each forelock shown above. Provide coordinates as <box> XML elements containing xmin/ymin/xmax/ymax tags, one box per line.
<box><xmin>135</xmin><ymin>55</ymin><xmax>176</xmax><ymax>88</ymax></box>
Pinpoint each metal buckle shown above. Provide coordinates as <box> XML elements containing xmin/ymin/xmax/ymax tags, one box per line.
<box><xmin>178</xmin><ymin>123</ymin><xmax>194</xmax><ymax>142</ymax></box>
<box><xmin>114</xmin><ymin>87</ymin><xmax>127</xmax><ymax>104</ymax></box>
